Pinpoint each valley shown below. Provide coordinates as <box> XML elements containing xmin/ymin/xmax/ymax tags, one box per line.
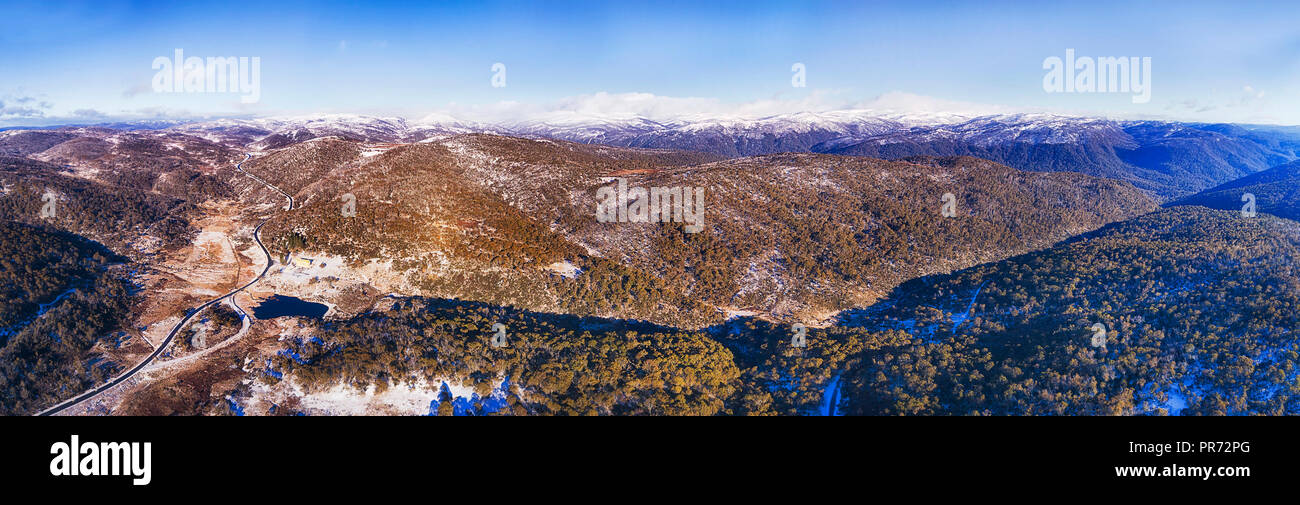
<box><xmin>2</xmin><ymin>113</ymin><xmax>1298</xmax><ymax>416</ymax></box>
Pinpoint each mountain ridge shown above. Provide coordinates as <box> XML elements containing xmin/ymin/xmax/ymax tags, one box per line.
<box><xmin>12</xmin><ymin>110</ymin><xmax>1290</xmax><ymax>200</ymax></box>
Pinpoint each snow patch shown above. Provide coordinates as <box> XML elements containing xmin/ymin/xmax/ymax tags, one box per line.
<box><xmin>546</xmin><ymin>260</ymin><xmax>581</xmax><ymax>278</ymax></box>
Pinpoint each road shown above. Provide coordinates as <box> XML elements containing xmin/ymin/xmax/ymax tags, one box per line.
<box><xmin>38</xmin><ymin>153</ymin><xmax>291</xmax><ymax>416</ymax></box>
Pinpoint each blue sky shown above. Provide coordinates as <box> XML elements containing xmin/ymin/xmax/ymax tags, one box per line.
<box><xmin>1</xmin><ymin>0</ymin><xmax>1298</xmax><ymax>125</ymax></box>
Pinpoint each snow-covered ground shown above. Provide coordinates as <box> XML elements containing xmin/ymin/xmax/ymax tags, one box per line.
<box><xmin>244</xmin><ymin>376</ymin><xmax>512</xmax><ymax>416</ymax></box>
<box><xmin>950</xmin><ymin>280</ymin><xmax>988</xmax><ymax>331</ymax></box>
<box><xmin>818</xmin><ymin>374</ymin><xmax>844</xmax><ymax>416</ymax></box>
<box><xmin>546</xmin><ymin>260</ymin><xmax>582</xmax><ymax>279</ymax></box>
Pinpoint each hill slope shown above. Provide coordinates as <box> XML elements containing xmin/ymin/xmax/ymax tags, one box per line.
<box><xmin>161</xmin><ymin>113</ymin><xmax>1300</xmax><ymax>200</ymax></box>
<box><xmin>0</xmin><ymin>221</ymin><xmax>134</xmax><ymax>415</ymax></box>
<box><xmin>838</xmin><ymin>207</ymin><xmax>1300</xmax><ymax>415</ymax></box>
<box><xmin>253</xmin><ymin>134</ymin><xmax>1157</xmax><ymax>327</ymax></box>
<box><xmin>1169</xmin><ymin>159</ymin><xmax>1300</xmax><ymax>221</ymax></box>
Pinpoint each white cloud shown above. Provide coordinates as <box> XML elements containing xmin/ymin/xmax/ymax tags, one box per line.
<box><xmin>1240</xmin><ymin>85</ymin><xmax>1266</xmax><ymax>102</ymax></box>
<box><xmin>72</xmin><ymin>108</ymin><xmax>107</xmax><ymax>118</ymax></box>
<box><xmin>849</xmin><ymin>92</ymin><xmax>1020</xmax><ymax>117</ymax></box>
<box><xmin>127</xmin><ymin>106</ymin><xmax>194</xmax><ymax>118</ymax></box>
<box><xmin>122</xmin><ymin>81</ymin><xmax>153</xmax><ymax>99</ymax></box>
<box><xmin>424</xmin><ymin>90</ymin><xmax>1031</xmax><ymax>125</ymax></box>
<box><xmin>0</xmin><ymin>93</ymin><xmax>53</xmax><ymax>119</ymax></box>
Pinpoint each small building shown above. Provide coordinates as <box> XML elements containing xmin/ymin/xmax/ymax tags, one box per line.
<box><xmin>293</xmin><ymin>257</ymin><xmax>314</xmax><ymax>268</ymax></box>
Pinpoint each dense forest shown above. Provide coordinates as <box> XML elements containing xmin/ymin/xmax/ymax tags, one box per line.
<box><xmin>0</xmin><ymin>156</ymin><xmax>196</xmax><ymax>251</ymax></box>
<box><xmin>627</xmin><ymin>154</ymin><xmax>1157</xmax><ymax>316</ymax></box>
<box><xmin>267</xmin><ymin>295</ymin><xmax>930</xmax><ymax>415</ymax></box>
<box><xmin>269</xmin><ymin>298</ymin><xmax>740</xmax><ymax>415</ymax></box>
<box><xmin>826</xmin><ymin>121</ymin><xmax>1299</xmax><ymax>199</ymax></box>
<box><xmin>256</xmin><ymin>140</ymin><xmax>722</xmax><ymax>328</ymax></box>
<box><xmin>0</xmin><ymin>221</ymin><xmax>133</xmax><ymax>415</ymax></box>
<box><xmin>255</xmin><ymin>137</ymin><xmax>1157</xmax><ymax>328</ymax></box>
<box><xmin>256</xmin><ymin>205</ymin><xmax>1300</xmax><ymax>416</ymax></box>
<box><xmin>837</xmin><ymin>207</ymin><xmax>1300</xmax><ymax>415</ymax></box>
<box><xmin>1170</xmin><ymin>159</ymin><xmax>1300</xmax><ymax>221</ymax></box>
<box><xmin>711</xmin><ymin>317</ymin><xmax>912</xmax><ymax>415</ymax></box>
<box><xmin>5</xmin><ymin>122</ymin><xmax>1300</xmax><ymax>416</ymax></box>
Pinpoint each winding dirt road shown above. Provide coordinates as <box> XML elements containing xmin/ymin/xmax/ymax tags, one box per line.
<box><xmin>38</xmin><ymin>154</ymin><xmax>291</xmax><ymax>416</ymax></box>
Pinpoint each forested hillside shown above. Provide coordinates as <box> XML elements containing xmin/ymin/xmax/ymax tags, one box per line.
<box><xmin>0</xmin><ymin>156</ymin><xmax>196</xmax><ymax>251</ymax></box>
<box><xmin>255</xmin><ymin>140</ymin><xmax>719</xmax><ymax>327</ymax></box>
<box><xmin>235</xmin><ymin>205</ymin><xmax>1300</xmax><ymax>416</ymax></box>
<box><xmin>270</xmin><ymin>298</ymin><xmax>740</xmax><ymax>415</ymax></box>
<box><xmin>837</xmin><ymin>207</ymin><xmax>1300</xmax><ymax>415</ymax></box>
<box><xmin>0</xmin><ymin>221</ymin><xmax>133</xmax><ymax>415</ymax></box>
<box><xmin>256</xmin><ymin>135</ymin><xmax>1157</xmax><ymax>327</ymax></box>
<box><xmin>809</xmin><ymin>120</ymin><xmax>1298</xmax><ymax>199</ymax></box>
<box><xmin>1170</xmin><ymin>159</ymin><xmax>1300</xmax><ymax>221</ymax></box>
<box><xmin>3</xmin><ymin>119</ymin><xmax>1296</xmax><ymax>417</ymax></box>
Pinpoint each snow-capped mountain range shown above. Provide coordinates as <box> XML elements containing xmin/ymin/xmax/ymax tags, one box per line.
<box><xmin>14</xmin><ymin>109</ymin><xmax>1300</xmax><ymax>199</ymax></box>
<box><xmin>154</xmin><ymin>110</ymin><xmax>1292</xmax><ymax>154</ymax></box>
